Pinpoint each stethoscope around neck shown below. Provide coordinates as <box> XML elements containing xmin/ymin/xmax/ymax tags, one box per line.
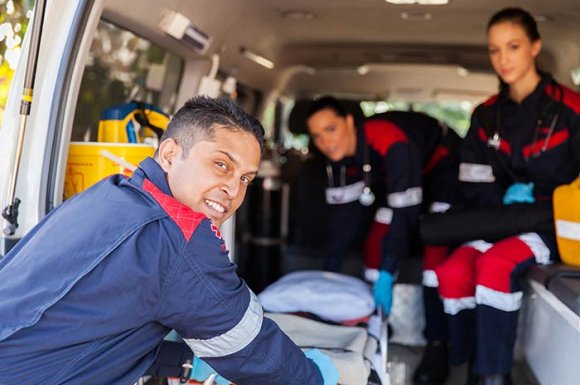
<box><xmin>325</xmin><ymin>145</ymin><xmax>375</xmax><ymax>207</ymax></box>
<box><xmin>487</xmin><ymin>80</ymin><xmax>563</xmax><ymax>159</ymax></box>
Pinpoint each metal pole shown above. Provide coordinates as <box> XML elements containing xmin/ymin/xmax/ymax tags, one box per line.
<box><xmin>2</xmin><ymin>0</ymin><xmax>48</xmax><ymax>236</ymax></box>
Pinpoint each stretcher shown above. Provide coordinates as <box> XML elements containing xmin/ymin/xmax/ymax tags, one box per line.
<box><xmin>258</xmin><ymin>270</ymin><xmax>391</xmax><ymax>385</ymax></box>
<box><xmin>140</xmin><ymin>271</ymin><xmax>393</xmax><ymax>385</ymax></box>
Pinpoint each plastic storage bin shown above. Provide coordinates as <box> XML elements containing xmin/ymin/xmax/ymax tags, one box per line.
<box><xmin>64</xmin><ymin>142</ymin><xmax>155</xmax><ymax>199</ymax></box>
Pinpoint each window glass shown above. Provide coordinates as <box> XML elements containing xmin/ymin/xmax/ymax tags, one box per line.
<box><xmin>361</xmin><ymin>100</ymin><xmax>473</xmax><ymax>137</ymax></box>
<box><xmin>282</xmin><ymin>98</ymin><xmax>473</xmax><ymax>155</ymax></box>
<box><xmin>72</xmin><ymin>20</ymin><xmax>183</xmax><ymax>142</ymax></box>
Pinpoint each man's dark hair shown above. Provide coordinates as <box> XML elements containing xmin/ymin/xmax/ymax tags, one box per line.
<box><xmin>158</xmin><ymin>96</ymin><xmax>265</xmax><ymax>157</ymax></box>
<box><xmin>306</xmin><ymin>96</ymin><xmax>348</xmax><ymax>120</ymax></box>
<box><xmin>487</xmin><ymin>7</ymin><xmax>541</xmax><ymax>42</ymax></box>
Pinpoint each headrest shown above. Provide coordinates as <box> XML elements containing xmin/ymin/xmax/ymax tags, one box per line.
<box><xmin>287</xmin><ymin>98</ymin><xmax>365</xmax><ymax>135</ymax></box>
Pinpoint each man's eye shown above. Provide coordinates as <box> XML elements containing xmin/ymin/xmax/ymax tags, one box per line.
<box><xmin>509</xmin><ymin>44</ymin><xmax>519</xmax><ymax>51</ymax></box>
<box><xmin>215</xmin><ymin>161</ymin><xmax>227</xmax><ymax>170</ymax></box>
<box><xmin>241</xmin><ymin>176</ymin><xmax>251</xmax><ymax>185</ymax></box>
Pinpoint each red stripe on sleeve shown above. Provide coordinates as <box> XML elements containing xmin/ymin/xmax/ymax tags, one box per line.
<box><xmin>364</xmin><ymin>120</ymin><xmax>408</xmax><ymax>156</ymax></box>
<box><xmin>545</xmin><ymin>83</ymin><xmax>580</xmax><ymax>114</ymax></box>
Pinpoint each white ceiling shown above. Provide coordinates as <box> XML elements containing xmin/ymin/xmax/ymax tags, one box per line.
<box><xmin>103</xmin><ymin>0</ymin><xmax>580</xmax><ymax>101</ymax></box>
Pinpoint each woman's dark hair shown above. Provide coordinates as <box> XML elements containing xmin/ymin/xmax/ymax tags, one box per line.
<box><xmin>306</xmin><ymin>96</ymin><xmax>348</xmax><ymax>120</ymax></box>
<box><xmin>487</xmin><ymin>7</ymin><xmax>541</xmax><ymax>42</ymax></box>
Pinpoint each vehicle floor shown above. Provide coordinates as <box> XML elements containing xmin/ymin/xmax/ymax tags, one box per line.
<box><xmin>389</xmin><ymin>343</ymin><xmax>540</xmax><ymax>385</ymax></box>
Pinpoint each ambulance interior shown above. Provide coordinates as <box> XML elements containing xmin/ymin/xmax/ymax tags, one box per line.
<box><xmin>3</xmin><ymin>0</ymin><xmax>580</xmax><ymax>384</ymax></box>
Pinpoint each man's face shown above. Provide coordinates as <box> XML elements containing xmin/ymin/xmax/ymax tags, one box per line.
<box><xmin>307</xmin><ymin>108</ymin><xmax>356</xmax><ymax>162</ymax></box>
<box><xmin>158</xmin><ymin>126</ymin><xmax>261</xmax><ymax>227</ymax></box>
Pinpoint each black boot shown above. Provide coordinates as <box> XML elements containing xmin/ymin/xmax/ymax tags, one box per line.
<box><xmin>480</xmin><ymin>374</ymin><xmax>512</xmax><ymax>385</ymax></box>
<box><xmin>464</xmin><ymin>368</ymin><xmax>480</xmax><ymax>385</ymax></box>
<box><xmin>463</xmin><ymin>358</ymin><xmax>479</xmax><ymax>385</ymax></box>
<box><xmin>412</xmin><ymin>341</ymin><xmax>450</xmax><ymax>384</ymax></box>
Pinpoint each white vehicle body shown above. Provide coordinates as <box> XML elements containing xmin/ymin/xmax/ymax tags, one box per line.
<box><xmin>2</xmin><ymin>1</ymin><xmax>580</xmax><ymax>384</ymax></box>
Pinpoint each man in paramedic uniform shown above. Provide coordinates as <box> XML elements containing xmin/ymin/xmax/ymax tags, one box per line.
<box><xmin>306</xmin><ymin>96</ymin><xmax>461</xmax><ymax>384</ymax></box>
<box><xmin>0</xmin><ymin>97</ymin><xmax>338</xmax><ymax>385</ymax></box>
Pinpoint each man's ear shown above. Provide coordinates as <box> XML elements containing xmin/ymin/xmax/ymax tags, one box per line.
<box><xmin>156</xmin><ymin>138</ymin><xmax>180</xmax><ymax>172</ymax></box>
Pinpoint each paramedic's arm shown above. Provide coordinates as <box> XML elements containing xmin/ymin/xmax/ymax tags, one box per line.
<box><xmin>459</xmin><ymin>108</ymin><xmax>504</xmax><ymax>207</ymax></box>
<box><xmin>380</xmin><ymin>141</ymin><xmax>422</xmax><ymax>273</ymax></box>
<box><xmin>157</xmin><ymin>220</ymin><xmax>324</xmax><ymax>385</ymax></box>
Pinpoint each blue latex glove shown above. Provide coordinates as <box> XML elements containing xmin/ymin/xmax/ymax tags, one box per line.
<box><xmin>304</xmin><ymin>349</ymin><xmax>339</xmax><ymax>385</ymax></box>
<box><xmin>373</xmin><ymin>270</ymin><xmax>394</xmax><ymax>316</ymax></box>
<box><xmin>503</xmin><ymin>182</ymin><xmax>535</xmax><ymax>205</ymax></box>
<box><xmin>190</xmin><ymin>355</ymin><xmax>231</xmax><ymax>385</ymax></box>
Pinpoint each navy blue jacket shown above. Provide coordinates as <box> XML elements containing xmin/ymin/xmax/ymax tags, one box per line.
<box><xmin>460</xmin><ymin>73</ymin><xmax>580</xmax><ymax>206</ymax></box>
<box><xmin>326</xmin><ymin>111</ymin><xmax>461</xmax><ymax>272</ymax></box>
<box><xmin>0</xmin><ymin>158</ymin><xmax>322</xmax><ymax>385</ymax></box>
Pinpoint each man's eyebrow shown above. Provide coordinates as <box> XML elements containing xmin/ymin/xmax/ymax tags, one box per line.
<box><xmin>216</xmin><ymin>150</ymin><xmax>239</xmax><ymax>166</ymax></box>
<box><xmin>215</xmin><ymin>150</ymin><xmax>259</xmax><ymax>175</ymax></box>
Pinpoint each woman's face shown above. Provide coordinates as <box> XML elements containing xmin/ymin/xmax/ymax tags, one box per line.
<box><xmin>487</xmin><ymin>21</ymin><xmax>542</xmax><ymax>86</ymax></box>
<box><xmin>307</xmin><ymin>108</ymin><xmax>356</xmax><ymax>162</ymax></box>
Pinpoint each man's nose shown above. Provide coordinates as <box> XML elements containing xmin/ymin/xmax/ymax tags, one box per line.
<box><xmin>221</xmin><ymin>176</ymin><xmax>240</xmax><ymax>200</ymax></box>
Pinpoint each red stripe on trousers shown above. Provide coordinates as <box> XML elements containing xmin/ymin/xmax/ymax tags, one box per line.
<box><xmin>435</xmin><ymin>245</ymin><xmax>481</xmax><ymax>299</ymax></box>
<box><xmin>424</xmin><ymin>245</ymin><xmax>449</xmax><ymax>270</ymax></box>
<box><xmin>436</xmin><ymin>237</ymin><xmax>534</xmax><ymax>299</ymax></box>
<box><xmin>475</xmin><ymin>237</ymin><xmax>533</xmax><ymax>293</ymax></box>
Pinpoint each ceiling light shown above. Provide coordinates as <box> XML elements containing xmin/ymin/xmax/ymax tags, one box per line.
<box><xmin>534</xmin><ymin>15</ymin><xmax>554</xmax><ymax>23</ymax></box>
<box><xmin>457</xmin><ymin>66</ymin><xmax>469</xmax><ymax>77</ymax></box>
<box><xmin>282</xmin><ymin>10</ymin><xmax>316</xmax><ymax>20</ymax></box>
<box><xmin>159</xmin><ymin>9</ymin><xmax>212</xmax><ymax>55</ymax></box>
<box><xmin>387</xmin><ymin>0</ymin><xmax>448</xmax><ymax>4</ymax></box>
<box><xmin>357</xmin><ymin>65</ymin><xmax>370</xmax><ymax>75</ymax></box>
<box><xmin>571</xmin><ymin>68</ymin><xmax>580</xmax><ymax>86</ymax></box>
<box><xmin>401</xmin><ymin>11</ymin><xmax>432</xmax><ymax>21</ymax></box>
<box><xmin>240</xmin><ymin>48</ymin><xmax>275</xmax><ymax>69</ymax></box>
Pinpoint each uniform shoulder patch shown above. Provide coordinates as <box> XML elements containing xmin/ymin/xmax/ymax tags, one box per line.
<box><xmin>364</xmin><ymin>119</ymin><xmax>408</xmax><ymax>156</ymax></box>
<box><xmin>545</xmin><ymin>83</ymin><xmax>580</xmax><ymax>114</ymax></box>
<box><xmin>483</xmin><ymin>94</ymin><xmax>500</xmax><ymax>107</ymax></box>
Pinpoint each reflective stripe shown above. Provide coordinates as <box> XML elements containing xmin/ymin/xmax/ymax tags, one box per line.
<box><xmin>459</xmin><ymin>163</ymin><xmax>495</xmax><ymax>183</ymax></box>
<box><xmin>476</xmin><ymin>285</ymin><xmax>522</xmax><ymax>312</ymax></box>
<box><xmin>325</xmin><ymin>181</ymin><xmax>365</xmax><ymax>205</ymax></box>
<box><xmin>464</xmin><ymin>240</ymin><xmax>493</xmax><ymax>253</ymax></box>
<box><xmin>374</xmin><ymin>207</ymin><xmax>393</xmax><ymax>224</ymax></box>
<box><xmin>443</xmin><ymin>297</ymin><xmax>476</xmax><ymax>315</ymax></box>
<box><xmin>422</xmin><ymin>270</ymin><xmax>438</xmax><ymax>288</ymax></box>
<box><xmin>429</xmin><ymin>202</ymin><xmax>451</xmax><ymax>213</ymax></box>
<box><xmin>556</xmin><ymin>219</ymin><xmax>580</xmax><ymax>241</ymax></box>
<box><xmin>518</xmin><ymin>232</ymin><xmax>551</xmax><ymax>264</ymax></box>
<box><xmin>387</xmin><ymin>187</ymin><xmax>422</xmax><ymax>208</ymax></box>
<box><xmin>184</xmin><ymin>291</ymin><xmax>263</xmax><ymax>358</ymax></box>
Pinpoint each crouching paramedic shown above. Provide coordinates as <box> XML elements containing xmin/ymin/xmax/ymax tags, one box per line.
<box><xmin>306</xmin><ymin>96</ymin><xmax>462</xmax><ymax>385</ymax></box>
<box><xmin>0</xmin><ymin>96</ymin><xmax>338</xmax><ymax>385</ymax></box>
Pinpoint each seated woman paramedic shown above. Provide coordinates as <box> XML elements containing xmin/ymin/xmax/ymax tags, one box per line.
<box><xmin>434</xmin><ymin>7</ymin><xmax>580</xmax><ymax>385</ymax></box>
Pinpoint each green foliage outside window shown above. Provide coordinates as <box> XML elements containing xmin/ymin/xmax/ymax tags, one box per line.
<box><xmin>0</xmin><ymin>0</ymin><xmax>34</xmax><ymax>127</ymax></box>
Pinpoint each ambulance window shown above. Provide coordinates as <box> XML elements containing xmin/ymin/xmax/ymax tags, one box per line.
<box><xmin>71</xmin><ymin>20</ymin><xmax>183</xmax><ymax>142</ymax></box>
<box><xmin>360</xmin><ymin>100</ymin><xmax>472</xmax><ymax>137</ymax></box>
